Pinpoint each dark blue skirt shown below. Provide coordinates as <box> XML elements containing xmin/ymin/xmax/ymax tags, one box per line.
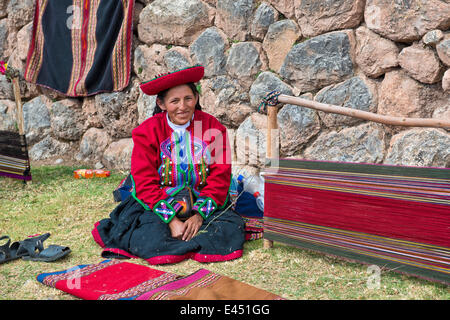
<box><xmin>92</xmin><ymin>196</ymin><xmax>245</xmax><ymax>264</ymax></box>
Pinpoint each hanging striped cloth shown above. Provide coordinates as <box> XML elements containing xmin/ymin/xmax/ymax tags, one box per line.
<box><xmin>24</xmin><ymin>0</ymin><xmax>134</xmax><ymax>97</ymax></box>
<box><xmin>0</xmin><ymin>131</ymin><xmax>32</xmax><ymax>181</ymax></box>
<box><xmin>263</xmin><ymin>159</ymin><xmax>450</xmax><ymax>285</ymax></box>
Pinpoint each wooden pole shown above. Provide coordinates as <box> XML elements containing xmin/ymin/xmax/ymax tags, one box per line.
<box><xmin>264</xmin><ymin>105</ymin><xmax>277</xmax><ymax>249</ymax></box>
<box><xmin>277</xmin><ymin>94</ymin><xmax>450</xmax><ymax>129</ymax></box>
<box><xmin>12</xmin><ymin>77</ymin><xmax>24</xmax><ymax>135</ymax></box>
<box><xmin>11</xmin><ymin>76</ymin><xmax>31</xmax><ymax>185</ymax></box>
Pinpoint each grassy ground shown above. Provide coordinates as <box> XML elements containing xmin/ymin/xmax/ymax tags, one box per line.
<box><xmin>0</xmin><ymin>165</ymin><xmax>448</xmax><ymax>300</ymax></box>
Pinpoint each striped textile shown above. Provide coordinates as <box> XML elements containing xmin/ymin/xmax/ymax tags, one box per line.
<box><xmin>0</xmin><ymin>131</ymin><xmax>31</xmax><ymax>181</ymax></box>
<box><xmin>25</xmin><ymin>0</ymin><xmax>134</xmax><ymax>97</ymax></box>
<box><xmin>263</xmin><ymin>159</ymin><xmax>450</xmax><ymax>284</ymax></box>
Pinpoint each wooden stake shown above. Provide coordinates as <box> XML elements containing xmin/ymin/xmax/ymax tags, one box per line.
<box><xmin>12</xmin><ymin>76</ymin><xmax>31</xmax><ymax>185</ymax></box>
<box><xmin>264</xmin><ymin>105</ymin><xmax>277</xmax><ymax>249</ymax></box>
<box><xmin>12</xmin><ymin>77</ymin><xmax>24</xmax><ymax>135</ymax></box>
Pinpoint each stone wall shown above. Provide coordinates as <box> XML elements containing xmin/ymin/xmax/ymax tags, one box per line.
<box><xmin>0</xmin><ymin>0</ymin><xmax>449</xmax><ymax>174</ymax></box>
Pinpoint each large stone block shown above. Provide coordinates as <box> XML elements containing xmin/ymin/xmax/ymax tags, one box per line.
<box><xmin>277</xmin><ymin>103</ymin><xmax>320</xmax><ymax>156</ymax></box>
<box><xmin>215</xmin><ymin>0</ymin><xmax>254</xmax><ymax>41</ymax></box>
<box><xmin>262</xmin><ymin>19</ymin><xmax>301</xmax><ymax>73</ymax></box>
<box><xmin>280</xmin><ymin>31</ymin><xmax>355</xmax><ymax>93</ymax></box>
<box><xmin>190</xmin><ymin>27</ymin><xmax>228</xmax><ymax>78</ymax></box>
<box><xmin>138</xmin><ymin>0</ymin><xmax>213</xmax><ymax>45</ymax></box>
<box><xmin>50</xmin><ymin>99</ymin><xmax>85</xmax><ymax>141</ymax></box>
<box><xmin>315</xmin><ymin>76</ymin><xmax>378</xmax><ymax>128</ymax></box>
<box><xmin>294</xmin><ymin>0</ymin><xmax>365</xmax><ymax>38</ymax></box>
<box><xmin>385</xmin><ymin>129</ymin><xmax>450</xmax><ymax>167</ymax></box>
<box><xmin>398</xmin><ymin>43</ymin><xmax>444</xmax><ymax>84</ymax></box>
<box><xmin>303</xmin><ymin>122</ymin><xmax>386</xmax><ymax>163</ymax></box>
<box><xmin>365</xmin><ymin>0</ymin><xmax>450</xmax><ymax>43</ymax></box>
<box><xmin>355</xmin><ymin>26</ymin><xmax>399</xmax><ymax>78</ymax></box>
<box><xmin>226</xmin><ymin>42</ymin><xmax>267</xmax><ymax>89</ymax></box>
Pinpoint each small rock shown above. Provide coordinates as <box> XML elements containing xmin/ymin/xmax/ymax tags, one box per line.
<box><xmin>95</xmin><ymin>162</ymin><xmax>105</xmax><ymax>169</ymax></box>
<box><xmin>422</xmin><ymin>30</ymin><xmax>444</xmax><ymax>47</ymax></box>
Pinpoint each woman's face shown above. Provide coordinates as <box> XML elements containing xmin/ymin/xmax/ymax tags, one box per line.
<box><xmin>157</xmin><ymin>84</ymin><xmax>198</xmax><ymax>125</ymax></box>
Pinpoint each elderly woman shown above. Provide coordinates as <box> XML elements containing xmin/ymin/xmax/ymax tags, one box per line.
<box><xmin>92</xmin><ymin>65</ymin><xmax>245</xmax><ymax>264</ymax></box>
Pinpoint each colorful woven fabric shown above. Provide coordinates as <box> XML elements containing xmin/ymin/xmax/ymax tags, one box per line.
<box><xmin>25</xmin><ymin>0</ymin><xmax>134</xmax><ymax>97</ymax></box>
<box><xmin>136</xmin><ymin>268</ymin><xmax>284</xmax><ymax>300</ymax></box>
<box><xmin>37</xmin><ymin>260</ymin><xmax>284</xmax><ymax>300</ymax></box>
<box><xmin>0</xmin><ymin>131</ymin><xmax>31</xmax><ymax>181</ymax></box>
<box><xmin>263</xmin><ymin>159</ymin><xmax>450</xmax><ymax>284</ymax></box>
<box><xmin>242</xmin><ymin>216</ymin><xmax>264</xmax><ymax>241</ymax></box>
<box><xmin>234</xmin><ymin>183</ymin><xmax>264</xmax><ymax>241</ymax></box>
<box><xmin>36</xmin><ymin>260</ymin><xmax>179</xmax><ymax>300</ymax></box>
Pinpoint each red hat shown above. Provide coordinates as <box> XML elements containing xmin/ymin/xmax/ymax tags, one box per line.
<box><xmin>140</xmin><ymin>65</ymin><xmax>204</xmax><ymax>95</ymax></box>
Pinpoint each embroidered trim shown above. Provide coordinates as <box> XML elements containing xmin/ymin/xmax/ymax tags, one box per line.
<box><xmin>193</xmin><ymin>197</ymin><xmax>217</xmax><ymax>219</ymax></box>
<box><xmin>153</xmin><ymin>198</ymin><xmax>181</xmax><ymax>223</ymax></box>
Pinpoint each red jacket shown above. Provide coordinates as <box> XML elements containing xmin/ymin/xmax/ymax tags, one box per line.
<box><xmin>130</xmin><ymin>110</ymin><xmax>232</xmax><ymax>222</ymax></box>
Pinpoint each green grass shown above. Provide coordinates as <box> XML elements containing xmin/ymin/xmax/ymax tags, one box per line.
<box><xmin>0</xmin><ymin>165</ymin><xmax>449</xmax><ymax>300</ymax></box>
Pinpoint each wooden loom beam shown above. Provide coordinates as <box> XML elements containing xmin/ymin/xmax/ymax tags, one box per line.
<box><xmin>263</xmin><ymin>92</ymin><xmax>450</xmax><ymax>250</ymax></box>
<box><xmin>276</xmin><ymin>94</ymin><xmax>450</xmax><ymax>129</ymax></box>
<box><xmin>12</xmin><ymin>77</ymin><xmax>25</xmax><ymax>135</ymax></box>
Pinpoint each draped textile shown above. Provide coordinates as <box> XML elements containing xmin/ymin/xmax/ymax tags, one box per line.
<box><xmin>25</xmin><ymin>0</ymin><xmax>134</xmax><ymax>97</ymax></box>
<box><xmin>37</xmin><ymin>260</ymin><xmax>284</xmax><ymax>300</ymax></box>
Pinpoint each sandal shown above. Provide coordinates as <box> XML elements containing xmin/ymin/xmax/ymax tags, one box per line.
<box><xmin>0</xmin><ymin>235</ymin><xmax>29</xmax><ymax>264</ymax></box>
<box><xmin>20</xmin><ymin>233</ymin><xmax>71</xmax><ymax>262</ymax></box>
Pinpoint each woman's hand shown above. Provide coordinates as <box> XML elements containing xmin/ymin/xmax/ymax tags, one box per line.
<box><xmin>168</xmin><ymin>216</ymin><xmax>186</xmax><ymax>240</ymax></box>
<box><xmin>182</xmin><ymin>213</ymin><xmax>203</xmax><ymax>241</ymax></box>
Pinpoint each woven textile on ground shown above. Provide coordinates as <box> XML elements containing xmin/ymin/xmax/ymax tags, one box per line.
<box><xmin>37</xmin><ymin>260</ymin><xmax>284</xmax><ymax>300</ymax></box>
<box><xmin>234</xmin><ymin>183</ymin><xmax>264</xmax><ymax>241</ymax></box>
<box><xmin>263</xmin><ymin>159</ymin><xmax>449</xmax><ymax>285</ymax></box>
<box><xmin>0</xmin><ymin>131</ymin><xmax>32</xmax><ymax>181</ymax></box>
<box><xmin>24</xmin><ymin>0</ymin><xmax>134</xmax><ymax>97</ymax></box>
